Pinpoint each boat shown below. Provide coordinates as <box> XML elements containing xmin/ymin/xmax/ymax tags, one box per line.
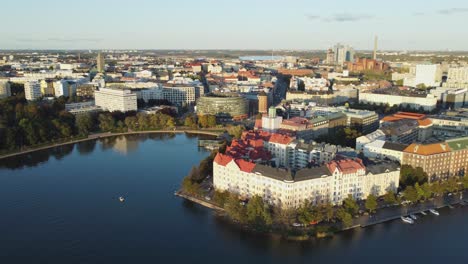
<box><xmin>401</xmin><ymin>216</ymin><xmax>414</xmax><ymax>224</ymax></box>
<box><xmin>119</xmin><ymin>196</ymin><xmax>125</xmax><ymax>202</ymax></box>
<box><xmin>429</xmin><ymin>209</ymin><xmax>439</xmax><ymax>216</ymax></box>
<box><xmin>448</xmin><ymin>205</ymin><xmax>455</xmax><ymax>209</ymax></box>
<box><xmin>409</xmin><ymin>214</ymin><xmax>418</xmax><ymax>220</ymax></box>
<box><xmin>420</xmin><ymin>211</ymin><xmax>427</xmax><ymax>216</ymax></box>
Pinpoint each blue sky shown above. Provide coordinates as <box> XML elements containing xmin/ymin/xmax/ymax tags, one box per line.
<box><xmin>1</xmin><ymin>0</ymin><xmax>468</xmax><ymax>50</ymax></box>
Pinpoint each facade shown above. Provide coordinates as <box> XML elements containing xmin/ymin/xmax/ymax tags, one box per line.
<box><xmin>24</xmin><ymin>81</ymin><xmax>42</xmax><ymax>101</ymax></box>
<box><xmin>97</xmin><ymin>52</ymin><xmax>105</xmax><ymax>73</ymax></box>
<box><xmin>343</xmin><ymin>108</ymin><xmax>379</xmax><ymax>134</ymax></box>
<box><xmin>162</xmin><ymin>85</ymin><xmax>203</xmax><ymax>106</ymax></box>
<box><xmin>196</xmin><ymin>93</ymin><xmax>249</xmax><ymax>120</ymax></box>
<box><xmin>40</xmin><ymin>79</ymin><xmax>55</xmax><ymax>96</ymax></box>
<box><xmin>332</xmin><ymin>43</ymin><xmax>355</xmax><ymax>65</ymax></box>
<box><xmin>214</xmin><ymin>153</ymin><xmax>399</xmax><ymax>208</ymax></box>
<box><xmin>94</xmin><ymin>88</ymin><xmax>137</xmax><ymax>112</ymax></box>
<box><xmin>261</xmin><ymin>107</ymin><xmax>283</xmax><ymax>132</ymax></box>
<box><xmin>402</xmin><ymin>137</ymin><xmax>468</xmax><ymax>182</ymax></box>
<box><xmin>346</xmin><ymin>58</ymin><xmax>389</xmax><ymax>72</ymax></box>
<box><xmin>429</xmin><ymin>112</ymin><xmax>468</xmax><ymax>138</ymax></box>
<box><xmin>359</xmin><ymin>92</ymin><xmax>438</xmax><ymax>111</ymax></box>
<box><xmin>76</xmin><ymin>84</ymin><xmax>96</xmax><ymax>98</ymax></box>
<box><xmin>0</xmin><ymin>80</ymin><xmax>11</xmax><ymax>99</ymax></box>
<box><xmin>362</xmin><ymin>140</ymin><xmax>407</xmax><ymax>162</ymax></box>
<box><xmin>258</xmin><ymin>91</ymin><xmax>268</xmax><ymax>114</ymax></box>
<box><xmin>404</xmin><ymin>64</ymin><xmax>442</xmax><ymax>87</ymax></box>
<box><xmin>443</xmin><ymin>67</ymin><xmax>468</xmax><ymax>88</ymax></box>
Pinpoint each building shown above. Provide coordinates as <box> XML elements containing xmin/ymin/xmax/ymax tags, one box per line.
<box><xmin>325</xmin><ymin>49</ymin><xmax>335</xmax><ymax>65</ymax></box>
<box><xmin>331</xmin><ymin>43</ymin><xmax>355</xmax><ymax>65</ymax></box>
<box><xmin>346</xmin><ymin>58</ymin><xmax>389</xmax><ymax>72</ymax></box>
<box><xmin>359</xmin><ymin>92</ymin><xmax>438</xmax><ymax>111</ymax></box>
<box><xmin>196</xmin><ymin>93</ymin><xmax>249</xmax><ymax>120</ymax></box>
<box><xmin>362</xmin><ymin>140</ymin><xmax>407</xmax><ymax>162</ymax></box>
<box><xmin>40</xmin><ymin>79</ymin><xmax>55</xmax><ymax>96</ymax></box>
<box><xmin>404</xmin><ymin>64</ymin><xmax>442</xmax><ymax>87</ymax></box>
<box><xmin>54</xmin><ymin>80</ymin><xmax>77</xmax><ymax>97</ymax></box>
<box><xmin>343</xmin><ymin>108</ymin><xmax>379</xmax><ymax>134</ymax></box>
<box><xmin>443</xmin><ymin>67</ymin><xmax>468</xmax><ymax>88</ymax></box>
<box><xmin>24</xmin><ymin>81</ymin><xmax>42</xmax><ymax>101</ymax></box>
<box><xmin>162</xmin><ymin>85</ymin><xmax>203</xmax><ymax>106</ymax></box>
<box><xmin>402</xmin><ymin>137</ymin><xmax>468</xmax><ymax>182</ymax></box>
<box><xmin>380</xmin><ymin>112</ymin><xmax>433</xmax><ymax>143</ymax></box>
<box><xmin>65</xmin><ymin>101</ymin><xmax>102</xmax><ymax>115</ymax></box>
<box><xmin>213</xmin><ymin>152</ymin><xmax>400</xmax><ymax>208</ymax></box>
<box><xmin>258</xmin><ymin>91</ymin><xmax>268</xmax><ymax>114</ymax></box>
<box><xmin>76</xmin><ymin>84</ymin><xmax>96</xmax><ymax>98</ymax></box>
<box><xmin>261</xmin><ymin>107</ymin><xmax>283</xmax><ymax>132</ymax></box>
<box><xmin>97</xmin><ymin>52</ymin><xmax>105</xmax><ymax>73</ymax></box>
<box><xmin>429</xmin><ymin>110</ymin><xmax>468</xmax><ymax>138</ymax></box>
<box><xmin>94</xmin><ymin>88</ymin><xmax>137</xmax><ymax>112</ymax></box>
<box><xmin>0</xmin><ymin>80</ymin><xmax>11</xmax><ymax>99</ymax></box>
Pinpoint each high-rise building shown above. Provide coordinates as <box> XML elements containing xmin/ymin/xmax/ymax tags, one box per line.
<box><xmin>325</xmin><ymin>49</ymin><xmax>335</xmax><ymax>65</ymax></box>
<box><xmin>0</xmin><ymin>80</ymin><xmax>11</xmax><ymax>99</ymax></box>
<box><xmin>24</xmin><ymin>81</ymin><xmax>42</xmax><ymax>101</ymax></box>
<box><xmin>443</xmin><ymin>67</ymin><xmax>468</xmax><ymax>88</ymax></box>
<box><xmin>258</xmin><ymin>91</ymin><xmax>268</xmax><ymax>114</ymax></box>
<box><xmin>94</xmin><ymin>88</ymin><xmax>137</xmax><ymax>112</ymax></box>
<box><xmin>40</xmin><ymin>79</ymin><xmax>55</xmax><ymax>96</ymax></box>
<box><xmin>97</xmin><ymin>52</ymin><xmax>105</xmax><ymax>73</ymax></box>
<box><xmin>331</xmin><ymin>43</ymin><xmax>355</xmax><ymax>65</ymax></box>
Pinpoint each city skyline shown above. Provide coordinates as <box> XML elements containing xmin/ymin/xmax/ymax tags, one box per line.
<box><xmin>2</xmin><ymin>0</ymin><xmax>468</xmax><ymax>51</ymax></box>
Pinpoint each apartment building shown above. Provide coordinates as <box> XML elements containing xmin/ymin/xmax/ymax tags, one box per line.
<box><xmin>0</xmin><ymin>80</ymin><xmax>11</xmax><ymax>99</ymax></box>
<box><xmin>94</xmin><ymin>88</ymin><xmax>137</xmax><ymax>112</ymax></box>
<box><xmin>24</xmin><ymin>81</ymin><xmax>42</xmax><ymax>101</ymax></box>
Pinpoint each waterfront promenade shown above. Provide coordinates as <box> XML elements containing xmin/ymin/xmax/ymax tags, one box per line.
<box><xmin>0</xmin><ymin>129</ymin><xmax>223</xmax><ymax>160</ymax></box>
<box><xmin>350</xmin><ymin>190</ymin><xmax>468</xmax><ymax>229</ymax></box>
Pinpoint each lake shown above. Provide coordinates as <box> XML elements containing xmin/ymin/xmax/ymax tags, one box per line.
<box><xmin>0</xmin><ymin>134</ymin><xmax>467</xmax><ymax>263</ymax></box>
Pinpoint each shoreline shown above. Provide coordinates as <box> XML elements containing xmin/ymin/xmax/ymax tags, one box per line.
<box><xmin>176</xmin><ymin>190</ymin><xmax>468</xmax><ymax>240</ymax></box>
<box><xmin>0</xmin><ymin>129</ymin><xmax>222</xmax><ymax>160</ymax></box>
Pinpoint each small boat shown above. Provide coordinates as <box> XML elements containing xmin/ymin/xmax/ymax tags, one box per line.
<box><xmin>401</xmin><ymin>216</ymin><xmax>414</xmax><ymax>224</ymax></box>
<box><xmin>429</xmin><ymin>209</ymin><xmax>439</xmax><ymax>216</ymax></box>
<box><xmin>409</xmin><ymin>214</ymin><xmax>418</xmax><ymax>220</ymax></box>
<box><xmin>420</xmin><ymin>211</ymin><xmax>427</xmax><ymax>216</ymax></box>
<box><xmin>119</xmin><ymin>196</ymin><xmax>125</xmax><ymax>202</ymax></box>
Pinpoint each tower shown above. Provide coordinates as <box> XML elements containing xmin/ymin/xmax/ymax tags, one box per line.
<box><xmin>258</xmin><ymin>91</ymin><xmax>268</xmax><ymax>114</ymax></box>
<box><xmin>373</xmin><ymin>36</ymin><xmax>378</xmax><ymax>60</ymax></box>
<box><xmin>97</xmin><ymin>52</ymin><xmax>105</xmax><ymax>73</ymax></box>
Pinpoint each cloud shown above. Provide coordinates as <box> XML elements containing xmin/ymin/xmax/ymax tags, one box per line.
<box><xmin>306</xmin><ymin>13</ymin><xmax>374</xmax><ymax>23</ymax></box>
<box><xmin>438</xmin><ymin>8</ymin><xmax>468</xmax><ymax>15</ymax></box>
<box><xmin>15</xmin><ymin>37</ymin><xmax>103</xmax><ymax>43</ymax></box>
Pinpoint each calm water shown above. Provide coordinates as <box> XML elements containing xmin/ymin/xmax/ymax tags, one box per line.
<box><xmin>0</xmin><ymin>134</ymin><xmax>467</xmax><ymax>263</ymax></box>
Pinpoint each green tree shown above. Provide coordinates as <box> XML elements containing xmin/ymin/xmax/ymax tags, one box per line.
<box><xmin>342</xmin><ymin>195</ymin><xmax>359</xmax><ymax>216</ymax></box>
<box><xmin>383</xmin><ymin>191</ymin><xmax>398</xmax><ymax>205</ymax></box>
<box><xmin>224</xmin><ymin>193</ymin><xmax>246</xmax><ymax>223</ymax></box>
<box><xmin>98</xmin><ymin>113</ymin><xmax>115</xmax><ymax>132</ymax></box>
<box><xmin>75</xmin><ymin>113</ymin><xmax>94</xmax><ymax>136</ymax></box>
<box><xmin>184</xmin><ymin>115</ymin><xmax>196</xmax><ymax>128</ymax></box>
<box><xmin>207</xmin><ymin>115</ymin><xmax>217</xmax><ymax>128</ymax></box>
<box><xmin>226</xmin><ymin>125</ymin><xmax>245</xmax><ymax>139</ymax></box>
<box><xmin>420</xmin><ymin>183</ymin><xmax>432</xmax><ymax>200</ymax></box>
<box><xmin>336</xmin><ymin>208</ymin><xmax>353</xmax><ymax>228</ymax></box>
<box><xmin>365</xmin><ymin>194</ymin><xmax>378</xmax><ymax>214</ymax></box>
<box><xmin>322</xmin><ymin>202</ymin><xmax>334</xmax><ymax>222</ymax></box>
<box><xmin>212</xmin><ymin>191</ymin><xmax>229</xmax><ymax>207</ymax></box>
<box><xmin>463</xmin><ymin>176</ymin><xmax>468</xmax><ymax>189</ymax></box>
<box><xmin>403</xmin><ymin>186</ymin><xmax>419</xmax><ymax>203</ymax></box>
<box><xmin>246</xmin><ymin>195</ymin><xmax>273</xmax><ymax>227</ymax></box>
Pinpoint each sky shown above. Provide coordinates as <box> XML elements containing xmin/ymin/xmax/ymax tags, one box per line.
<box><xmin>1</xmin><ymin>0</ymin><xmax>468</xmax><ymax>51</ymax></box>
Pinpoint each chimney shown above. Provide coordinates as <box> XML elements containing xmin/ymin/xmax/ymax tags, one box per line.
<box><xmin>373</xmin><ymin>35</ymin><xmax>378</xmax><ymax>60</ymax></box>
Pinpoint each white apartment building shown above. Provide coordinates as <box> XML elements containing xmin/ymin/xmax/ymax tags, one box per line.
<box><xmin>94</xmin><ymin>88</ymin><xmax>137</xmax><ymax>112</ymax></box>
<box><xmin>24</xmin><ymin>81</ymin><xmax>42</xmax><ymax>101</ymax></box>
<box><xmin>162</xmin><ymin>85</ymin><xmax>203</xmax><ymax>106</ymax></box>
<box><xmin>362</xmin><ymin>140</ymin><xmax>406</xmax><ymax>162</ymax></box>
<box><xmin>54</xmin><ymin>80</ymin><xmax>77</xmax><ymax>97</ymax></box>
<box><xmin>213</xmin><ymin>154</ymin><xmax>399</xmax><ymax>208</ymax></box>
<box><xmin>404</xmin><ymin>64</ymin><xmax>442</xmax><ymax>87</ymax></box>
<box><xmin>359</xmin><ymin>92</ymin><xmax>438</xmax><ymax>111</ymax></box>
<box><xmin>0</xmin><ymin>80</ymin><xmax>11</xmax><ymax>99</ymax></box>
<box><xmin>443</xmin><ymin>67</ymin><xmax>468</xmax><ymax>88</ymax></box>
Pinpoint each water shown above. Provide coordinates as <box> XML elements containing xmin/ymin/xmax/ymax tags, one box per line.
<box><xmin>0</xmin><ymin>134</ymin><xmax>467</xmax><ymax>263</ymax></box>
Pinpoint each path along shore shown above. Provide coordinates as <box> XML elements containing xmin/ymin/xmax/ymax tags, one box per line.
<box><xmin>0</xmin><ymin>129</ymin><xmax>222</xmax><ymax>160</ymax></box>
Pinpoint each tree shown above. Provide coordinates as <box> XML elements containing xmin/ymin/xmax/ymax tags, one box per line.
<box><xmin>184</xmin><ymin>115</ymin><xmax>197</xmax><ymax>128</ymax></box>
<box><xmin>420</xmin><ymin>183</ymin><xmax>432</xmax><ymax>200</ymax></box>
<box><xmin>181</xmin><ymin>176</ymin><xmax>201</xmax><ymax>196</ymax></box>
<box><xmin>246</xmin><ymin>195</ymin><xmax>272</xmax><ymax>227</ymax></box>
<box><xmin>212</xmin><ymin>191</ymin><xmax>229</xmax><ymax>207</ymax></box>
<box><xmin>75</xmin><ymin>113</ymin><xmax>94</xmax><ymax>136</ymax></box>
<box><xmin>224</xmin><ymin>193</ymin><xmax>246</xmax><ymax>223</ymax></box>
<box><xmin>403</xmin><ymin>186</ymin><xmax>419</xmax><ymax>203</ymax></box>
<box><xmin>322</xmin><ymin>202</ymin><xmax>334</xmax><ymax>222</ymax></box>
<box><xmin>463</xmin><ymin>176</ymin><xmax>468</xmax><ymax>189</ymax></box>
<box><xmin>226</xmin><ymin>125</ymin><xmax>245</xmax><ymax>139</ymax></box>
<box><xmin>365</xmin><ymin>194</ymin><xmax>378</xmax><ymax>214</ymax></box>
<box><xmin>342</xmin><ymin>195</ymin><xmax>359</xmax><ymax>216</ymax></box>
<box><xmin>383</xmin><ymin>191</ymin><xmax>398</xmax><ymax>205</ymax></box>
<box><xmin>336</xmin><ymin>208</ymin><xmax>353</xmax><ymax>228</ymax></box>
<box><xmin>273</xmin><ymin>207</ymin><xmax>295</xmax><ymax>228</ymax></box>
<box><xmin>297</xmin><ymin>201</ymin><xmax>314</xmax><ymax>225</ymax></box>
<box><xmin>207</xmin><ymin>115</ymin><xmax>217</xmax><ymax>128</ymax></box>
<box><xmin>98</xmin><ymin>113</ymin><xmax>115</xmax><ymax>132</ymax></box>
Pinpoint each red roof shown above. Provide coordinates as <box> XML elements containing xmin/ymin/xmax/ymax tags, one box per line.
<box><xmin>327</xmin><ymin>159</ymin><xmax>365</xmax><ymax>174</ymax></box>
<box><xmin>214</xmin><ymin>153</ymin><xmax>233</xmax><ymax>166</ymax></box>
<box><xmin>235</xmin><ymin>159</ymin><xmax>256</xmax><ymax>172</ymax></box>
<box><xmin>269</xmin><ymin>133</ymin><xmax>295</xmax><ymax>145</ymax></box>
